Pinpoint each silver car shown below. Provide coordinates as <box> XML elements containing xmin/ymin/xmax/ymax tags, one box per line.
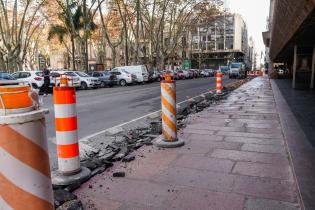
<box><xmin>110</xmin><ymin>69</ymin><xmax>137</xmax><ymax>86</ymax></box>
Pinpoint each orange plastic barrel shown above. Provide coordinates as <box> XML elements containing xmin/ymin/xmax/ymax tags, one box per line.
<box><xmin>0</xmin><ymin>85</ymin><xmax>33</xmax><ymax>110</ymax></box>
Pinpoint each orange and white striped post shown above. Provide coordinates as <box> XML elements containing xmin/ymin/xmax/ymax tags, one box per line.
<box><xmin>0</xmin><ymin>82</ymin><xmax>54</xmax><ymax>209</ymax></box>
<box><xmin>52</xmin><ymin>79</ymin><xmax>90</xmax><ymax>186</ymax></box>
<box><xmin>155</xmin><ymin>77</ymin><xmax>184</xmax><ymax>148</ymax></box>
<box><xmin>216</xmin><ymin>72</ymin><xmax>223</xmax><ymax>95</ymax></box>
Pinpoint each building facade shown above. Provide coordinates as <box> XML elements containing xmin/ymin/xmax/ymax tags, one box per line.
<box><xmin>263</xmin><ymin>0</ymin><xmax>315</xmax><ymax>89</ymax></box>
<box><xmin>188</xmin><ymin>13</ymin><xmax>248</xmax><ymax>69</ymax></box>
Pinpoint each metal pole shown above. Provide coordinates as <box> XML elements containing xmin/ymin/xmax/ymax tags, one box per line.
<box><xmin>292</xmin><ymin>45</ymin><xmax>297</xmax><ymax>89</ymax></box>
<box><xmin>310</xmin><ymin>45</ymin><xmax>315</xmax><ymax>89</ymax></box>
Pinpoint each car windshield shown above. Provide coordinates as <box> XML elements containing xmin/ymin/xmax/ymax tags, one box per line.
<box><xmin>76</xmin><ymin>72</ymin><xmax>89</xmax><ymax>77</ymax></box>
<box><xmin>231</xmin><ymin>63</ymin><xmax>241</xmax><ymax>68</ymax></box>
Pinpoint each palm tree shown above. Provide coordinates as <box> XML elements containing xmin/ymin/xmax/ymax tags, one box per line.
<box><xmin>48</xmin><ymin>2</ymin><xmax>92</xmax><ymax>70</ymax></box>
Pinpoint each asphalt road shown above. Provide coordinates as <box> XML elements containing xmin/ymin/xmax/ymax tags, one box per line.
<box><xmin>43</xmin><ymin>76</ymin><xmax>236</xmax><ymax>168</ymax></box>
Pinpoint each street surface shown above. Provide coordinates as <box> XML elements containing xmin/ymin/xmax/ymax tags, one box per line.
<box><xmin>44</xmin><ymin>76</ymin><xmax>236</xmax><ymax>168</ymax></box>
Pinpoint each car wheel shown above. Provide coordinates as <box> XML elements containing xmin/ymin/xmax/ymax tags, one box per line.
<box><xmin>100</xmin><ymin>81</ymin><xmax>106</xmax><ymax>88</ymax></box>
<box><xmin>120</xmin><ymin>79</ymin><xmax>127</xmax><ymax>86</ymax></box>
<box><xmin>32</xmin><ymin>83</ymin><xmax>38</xmax><ymax>89</ymax></box>
<box><xmin>81</xmin><ymin>82</ymin><xmax>88</xmax><ymax>90</ymax></box>
<box><xmin>157</xmin><ymin>77</ymin><xmax>161</xmax><ymax>82</ymax></box>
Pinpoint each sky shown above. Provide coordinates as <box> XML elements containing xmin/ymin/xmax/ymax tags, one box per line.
<box><xmin>227</xmin><ymin>0</ymin><xmax>270</xmax><ymax>60</ymax></box>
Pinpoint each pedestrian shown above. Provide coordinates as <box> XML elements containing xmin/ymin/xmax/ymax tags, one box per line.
<box><xmin>43</xmin><ymin>68</ymin><xmax>50</xmax><ymax>96</ymax></box>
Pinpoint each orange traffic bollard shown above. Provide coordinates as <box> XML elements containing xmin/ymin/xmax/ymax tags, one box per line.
<box><xmin>52</xmin><ymin>78</ymin><xmax>90</xmax><ymax>186</ymax></box>
<box><xmin>165</xmin><ymin>73</ymin><xmax>172</xmax><ymax>81</ymax></box>
<box><xmin>0</xmin><ymin>82</ymin><xmax>54</xmax><ymax>209</ymax></box>
<box><xmin>216</xmin><ymin>72</ymin><xmax>223</xmax><ymax>95</ymax></box>
<box><xmin>155</xmin><ymin>79</ymin><xmax>184</xmax><ymax>148</ymax></box>
<box><xmin>59</xmin><ymin>75</ymin><xmax>68</xmax><ymax>87</ymax></box>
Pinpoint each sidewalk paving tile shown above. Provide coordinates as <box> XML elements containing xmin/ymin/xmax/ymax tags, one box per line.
<box><xmin>244</xmin><ymin>197</ymin><xmax>299</xmax><ymax>210</ymax></box>
<box><xmin>241</xmin><ymin>143</ymin><xmax>286</xmax><ymax>154</ymax></box>
<box><xmin>187</xmin><ymin>133</ymin><xmax>224</xmax><ymax>141</ymax></box>
<box><xmin>211</xmin><ymin>149</ymin><xmax>287</xmax><ymax>164</ymax></box>
<box><xmin>216</xmin><ymin>131</ymin><xmax>283</xmax><ymax>139</ymax></box>
<box><xmin>153</xmin><ymin>166</ymin><xmax>236</xmax><ymax>193</ymax></box>
<box><xmin>171</xmin><ymin>154</ymin><xmax>235</xmax><ymax>173</ymax></box>
<box><xmin>232</xmin><ymin>162</ymin><xmax>293</xmax><ymax>180</ymax></box>
<box><xmin>224</xmin><ymin>136</ymin><xmax>284</xmax><ymax>145</ymax></box>
<box><xmin>165</xmin><ymin>188</ymin><xmax>245</xmax><ymax>210</ymax></box>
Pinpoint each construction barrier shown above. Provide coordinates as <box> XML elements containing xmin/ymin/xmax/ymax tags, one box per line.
<box><xmin>53</xmin><ymin>86</ymin><xmax>80</xmax><ymax>174</ymax></box>
<box><xmin>155</xmin><ymin>77</ymin><xmax>184</xmax><ymax>148</ymax></box>
<box><xmin>0</xmin><ymin>82</ymin><xmax>54</xmax><ymax>209</ymax></box>
<box><xmin>52</xmin><ymin>78</ymin><xmax>90</xmax><ymax>186</ymax></box>
<box><xmin>161</xmin><ymin>80</ymin><xmax>177</xmax><ymax>141</ymax></box>
<box><xmin>216</xmin><ymin>72</ymin><xmax>223</xmax><ymax>94</ymax></box>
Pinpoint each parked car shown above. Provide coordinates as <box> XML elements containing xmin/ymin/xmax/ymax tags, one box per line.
<box><xmin>110</xmin><ymin>68</ymin><xmax>137</xmax><ymax>86</ymax></box>
<box><xmin>114</xmin><ymin>65</ymin><xmax>149</xmax><ymax>83</ymax></box>
<box><xmin>229</xmin><ymin>62</ymin><xmax>246</xmax><ymax>79</ymax></box>
<box><xmin>189</xmin><ymin>69</ymin><xmax>198</xmax><ymax>78</ymax></box>
<box><xmin>11</xmin><ymin>71</ymin><xmax>44</xmax><ymax>90</ymax></box>
<box><xmin>148</xmin><ymin>70</ymin><xmax>161</xmax><ymax>82</ymax></box>
<box><xmin>180</xmin><ymin>70</ymin><xmax>190</xmax><ymax>79</ymax></box>
<box><xmin>200</xmin><ymin>70</ymin><xmax>210</xmax><ymax>77</ymax></box>
<box><xmin>66</xmin><ymin>71</ymin><xmax>100</xmax><ymax>90</ymax></box>
<box><xmin>0</xmin><ymin>72</ymin><xmax>17</xmax><ymax>81</ymax></box>
<box><xmin>202</xmin><ymin>69</ymin><xmax>215</xmax><ymax>77</ymax></box>
<box><xmin>219</xmin><ymin>66</ymin><xmax>230</xmax><ymax>74</ymax></box>
<box><xmin>177</xmin><ymin>70</ymin><xmax>186</xmax><ymax>79</ymax></box>
<box><xmin>50</xmin><ymin>70</ymin><xmax>81</xmax><ymax>88</ymax></box>
<box><xmin>88</xmin><ymin>71</ymin><xmax>117</xmax><ymax>87</ymax></box>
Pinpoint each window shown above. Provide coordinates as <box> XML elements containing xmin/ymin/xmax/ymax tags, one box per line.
<box><xmin>113</xmin><ymin>72</ymin><xmax>121</xmax><ymax>75</ymax></box>
<box><xmin>50</xmin><ymin>72</ymin><xmax>60</xmax><ymax>78</ymax></box>
<box><xmin>122</xmin><ymin>70</ymin><xmax>129</xmax><ymax>74</ymax></box>
<box><xmin>0</xmin><ymin>73</ymin><xmax>16</xmax><ymax>80</ymax></box>
<box><xmin>231</xmin><ymin>63</ymin><xmax>241</xmax><ymax>68</ymax></box>
<box><xmin>35</xmin><ymin>72</ymin><xmax>43</xmax><ymax>76</ymax></box>
<box><xmin>64</xmin><ymin>72</ymin><xmax>76</xmax><ymax>77</ymax></box>
<box><xmin>12</xmin><ymin>72</ymin><xmax>20</xmax><ymax>78</ymax></box>
<box><xmin>93</xmin><ymin>72</ymin><xmax>100</xmax><ymax>77</ymax></box>
<box><xmin>20</xmin><ymin>72</ymin><xmax>31</xmax><ymax>78</ymax></box>
<box><xmin>75</xmin><ymin>72</ymin><xmax>89</xmax><ymax>77</ymax></box>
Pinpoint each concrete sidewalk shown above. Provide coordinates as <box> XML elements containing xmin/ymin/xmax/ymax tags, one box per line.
<box><xmin>75</xmin><ymin>77</ymin><xmax>301</xmax><ymax>210</ymax></box>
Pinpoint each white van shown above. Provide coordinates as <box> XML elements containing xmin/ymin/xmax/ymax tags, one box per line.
<box><xmin>115</xmin><ymin>65</ymin><xmax>149</xmax><ymax>83</ymax></box>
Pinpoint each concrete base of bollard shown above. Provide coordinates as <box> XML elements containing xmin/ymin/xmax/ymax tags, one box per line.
<box><xmin>154</xmin><ymin>135</ymin><xmax>185</xmax><ymax>148</ymax></box>
<box><xmin>216</xmin><ymin>91</ymin><xmax>223</xmax><ymax>96</ymax></box>
<box><xmin>52</xmin><ymin>167</ymin><xmax>91</xmax><ymax>186</ymax></box>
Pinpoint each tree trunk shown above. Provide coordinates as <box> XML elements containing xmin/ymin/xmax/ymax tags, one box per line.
<box><xmin>71</xmin><ymin>34</ymin><xmax>76</xmax><ymax>70</ymax></box>
<box><xmin>124</xmin><ymin>21</ymin><xmax>128</xmax><ymax>66</ymax></box>
<box><xmin>135</xmin><ymin>0</ymin><xmax>140</xmax><ymax>64</ymax></box>
<box><xmin>112</xmin><ymin>47</ymin><xmax>117</xmax><ymax>68</ymax></box>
